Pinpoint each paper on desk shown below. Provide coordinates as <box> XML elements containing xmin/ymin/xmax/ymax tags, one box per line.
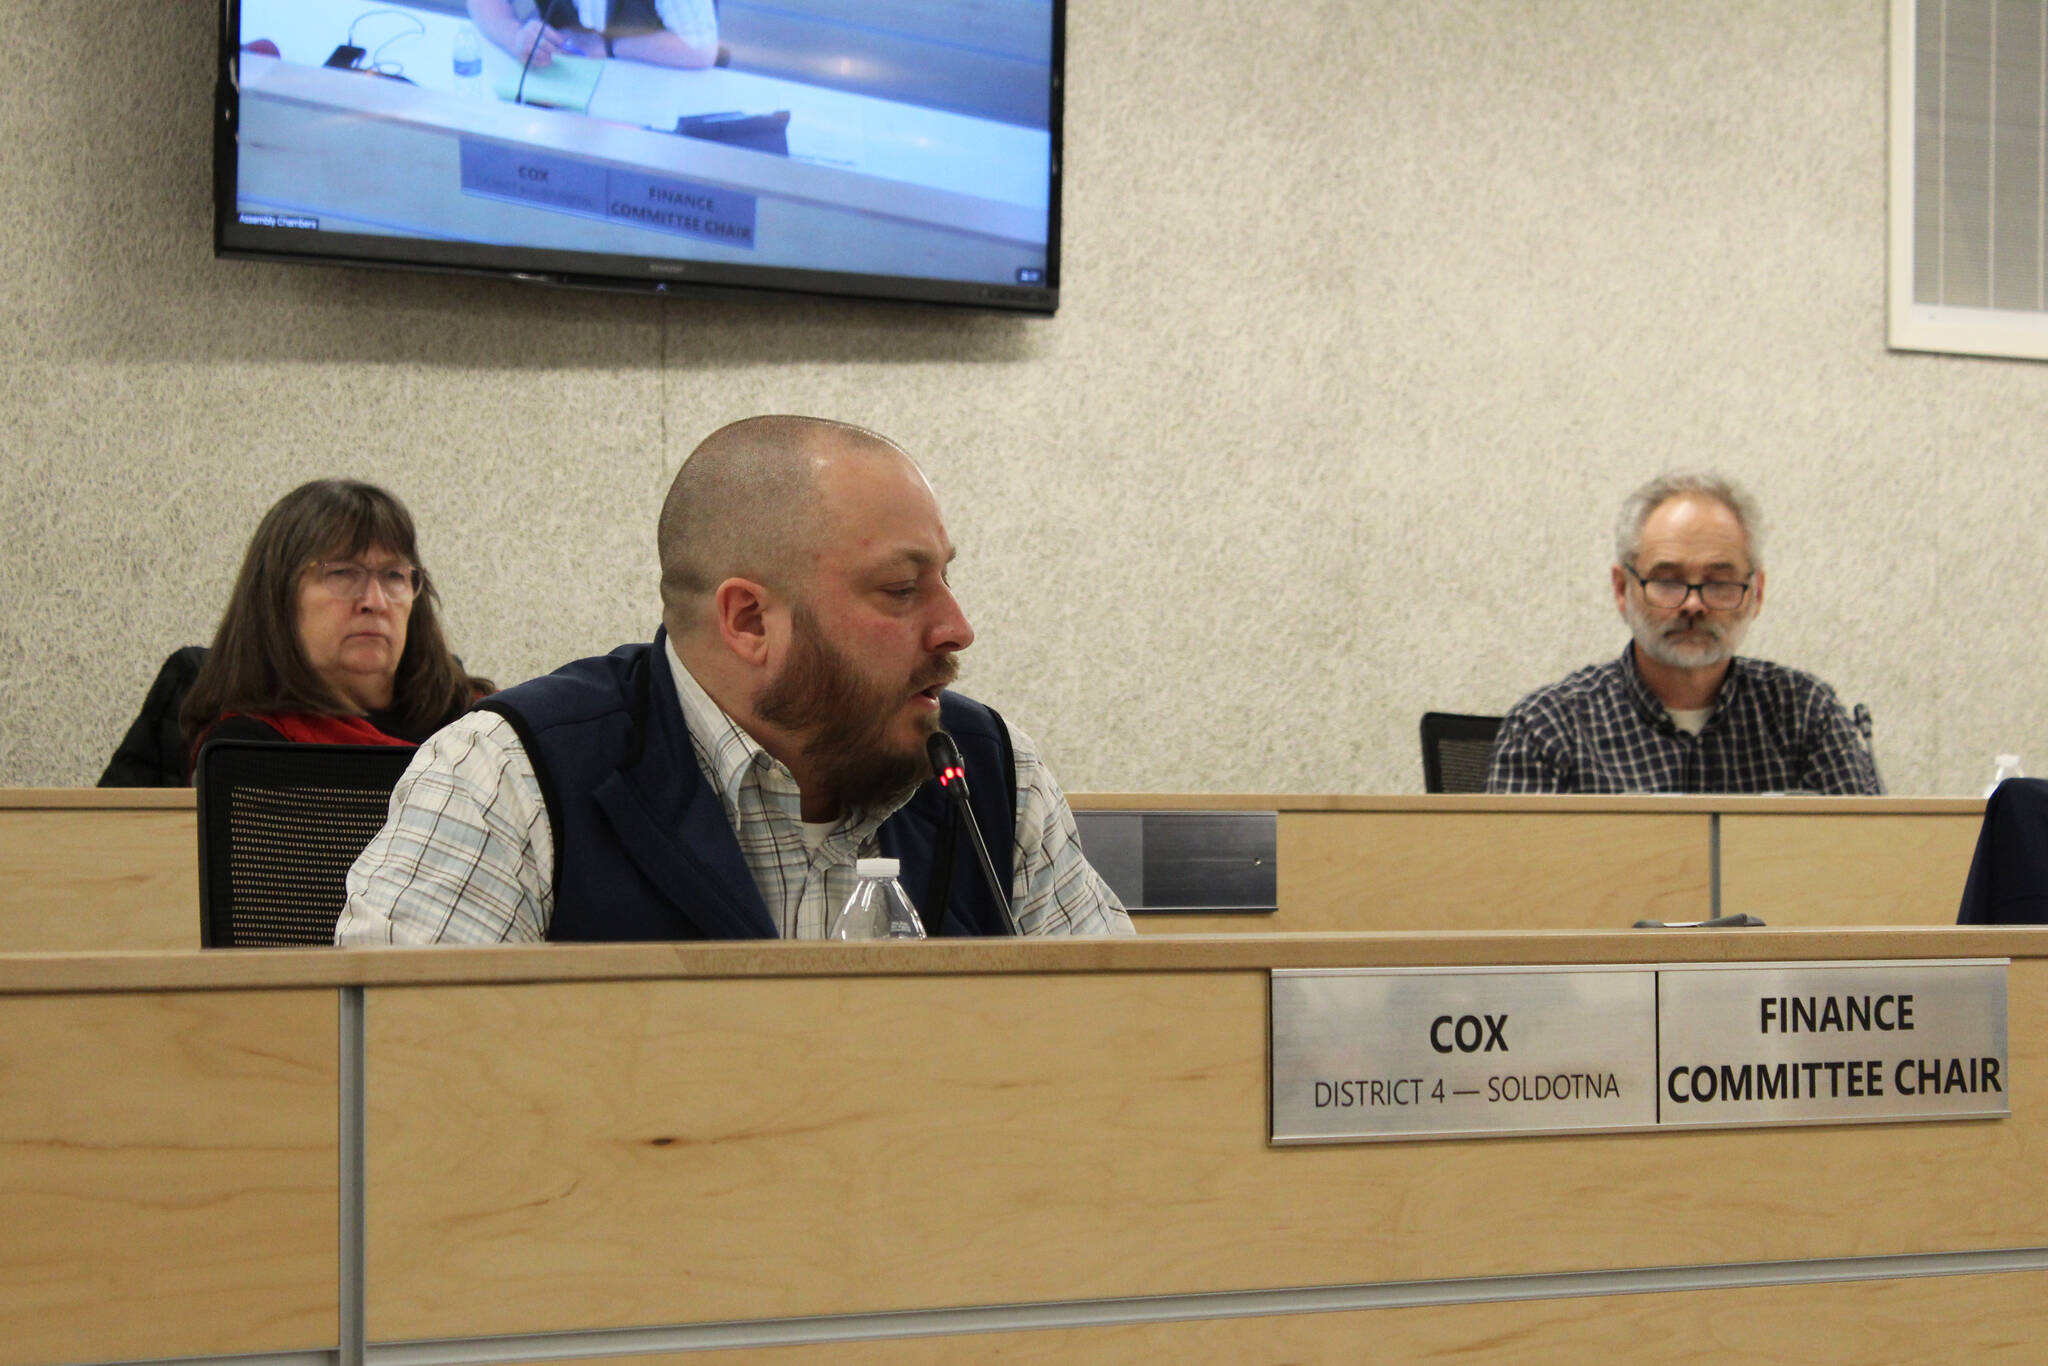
<box><xmin>492</xmin><ymin>54</ymin><xmax>602</xmax><ymax>113</ymax></box>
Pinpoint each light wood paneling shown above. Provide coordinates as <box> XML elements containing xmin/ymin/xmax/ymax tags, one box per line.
<box><xmin>1720</xmin><ymin>814</ymin><xmax>1982</xmax><ymax>925</ymax></box>
<box><xmin>0</xmin><ymin>989</ymin><xmax>339</xmax><ymax>1366</ymax></box>
<box><xmin>0</xmin><ymin>792</ymin><xmax>1984</xmax><ymax>946</ymax></box>
<box><xmin>0</xmin><ymin>807</ymin><xmax>196</xmax><ymax>951</ymax></box>
<box><xmin>505</xmin><ymin>1270</ymin><xmax>2048</xmax><ymax>1365</ymax></box>
<box><xmin>1274</xmin><ymin>810</ymin><xmax>1711</xmax><ymax>929</ymax></box>
<box><xmin>0</xmin><ymin>791</ymin><xmax>196</xmax><ymax>810</ymax></box>
<box><xmin>5</xmin><ymin>925</ymin><xmax>2041</xmax><ymax>994</ymax></box>
<box><xmin>363</xmin><ymin>958</ymin><xmax>2048</xmax><ymax>1342</ymax></box>
<box><xmin>1072</xmin><ymin>794</ymin><xmax>1986</xmax><ymax>815</ymax></box>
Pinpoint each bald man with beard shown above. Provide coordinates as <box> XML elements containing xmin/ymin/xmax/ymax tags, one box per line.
<box><xmin>1485</xmin><ymin>472</ymin><xmax>1882</xmax><ymax>796</ymax></box>
<box><xmin>338</xmin><ymin>416</ymin><xmax>1131</xmax><ymax>943</ymax></box>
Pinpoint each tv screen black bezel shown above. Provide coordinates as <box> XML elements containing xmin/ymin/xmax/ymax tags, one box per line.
<box><xmin>212</xmin><ymin>0</ymin><xmax>1062</xmax><ymax>315</ymax></box>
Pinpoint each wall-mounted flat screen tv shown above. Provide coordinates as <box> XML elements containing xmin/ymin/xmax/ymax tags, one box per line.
<box><xmin>215</xmin><ymin>0</ymin><xmax>1061</xmax><ymax>313</ymax></box>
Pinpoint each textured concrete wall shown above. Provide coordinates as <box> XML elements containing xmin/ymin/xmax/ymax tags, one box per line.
<box><xmin>4</xmin><ymin>1</ymin><xmax>2046</xmax><ymax>794</ymax></box>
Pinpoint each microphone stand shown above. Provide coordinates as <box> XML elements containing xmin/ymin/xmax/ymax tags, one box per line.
<box><xmin>514</xmin><ymin>0</ymin><xmax>572</xmax><ymax>106</ymax></box>
<box><xmin>927</xmin><ymin>731</ymin><xmax>1021</xmax><ymax>937</ymax></box>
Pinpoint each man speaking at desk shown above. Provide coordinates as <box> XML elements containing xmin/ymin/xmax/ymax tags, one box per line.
<box><xmin>338</xmin><ymin>416</ymin><xmax>1132</xmax><ymax>944</ymax></box>
<box><xmin>470</xmin><ymin>0</ymin><xmax>719</xmax><ymax>69</ymax></box>
<box><xmin>1486</xmin><ymin>472</ymin><xmax>1881</xmax><ymax>795</ymax></box>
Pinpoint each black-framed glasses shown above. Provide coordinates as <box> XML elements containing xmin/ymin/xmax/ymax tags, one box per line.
<box><xmin>1623</xmin><ymin>564</ymin><xmax>1751</xmax><ymax>611</ymax></box>
<box><xmin>309</xmin><ymin>560</ymin><xmax>422</xmax><ymax>604</ymax></box>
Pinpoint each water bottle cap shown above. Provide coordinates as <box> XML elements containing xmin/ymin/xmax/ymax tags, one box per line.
<box><xmin>855</xmin><ymin>857</ymin><xmax>901</xmax><ymax>879</ymax></box>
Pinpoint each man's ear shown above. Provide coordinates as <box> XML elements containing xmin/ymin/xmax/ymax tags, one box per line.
<box><xmin>1749</xmin><ymin>567</ymin><xmax>1766</xmax><ymax>616</ymax></box>
<box><xmin>712</xmin><ymin>577</ymin><xmax>777</xmax><ymax>667</ymax></box>
<box><xmin>1610</xmin><ymin>563</ymin><xmax>1629</xmax><ymax>617</ymax></box>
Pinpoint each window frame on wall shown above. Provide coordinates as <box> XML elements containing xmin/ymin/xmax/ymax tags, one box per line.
<box><xmin>1890</xmin><ymin>0</ymin><xmax>2048</xmax><ymax>360</ymax></box>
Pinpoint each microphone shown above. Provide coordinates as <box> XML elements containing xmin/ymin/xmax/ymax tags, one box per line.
<box><xmin>514</xmin><ymin>0</ymin><xmax>571</xmax><ymax>106</ymax></box>
<box><xmin>926</xmin><ymin>731</ymin><xmax>1020</xmax><ymax>936</ymax></box>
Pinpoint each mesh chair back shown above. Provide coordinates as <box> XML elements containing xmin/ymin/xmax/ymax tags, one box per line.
<box><xmin>195</xmin><ymin>740</ymin><xmax>416</xmax><ymax>947</ymax></box>
<box><xmin>1420</xmin><ymin>712</ymin><xmax>1504</xmax><ymax>794</ymax></box>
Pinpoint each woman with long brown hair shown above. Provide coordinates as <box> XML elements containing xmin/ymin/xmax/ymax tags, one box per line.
<box><xmin>180</xmin><ymin>480</ymin><xmax>490</xmax><ymax>769</ymax></box>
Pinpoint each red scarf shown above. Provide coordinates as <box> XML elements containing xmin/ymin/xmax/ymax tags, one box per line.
<box><xmin>225</xmin><ymin>712</ymin><xmax>415</xmax><ymax>747</ymax></box>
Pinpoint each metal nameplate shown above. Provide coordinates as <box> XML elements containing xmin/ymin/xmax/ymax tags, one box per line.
<box><xmin>1271</xmin><ymin>959</ymin><xmax>2008</xmax><ymax>1145</ymax></box>
<box><xmin>1271</xmin><ymin>966</ymin><xmax>1659</xmax><ymax>1143</ymax></box>
<box><xmin>1072</xmin><ymin>810</ymin><xmax>1278</xmax><ymax>914</ymax></box>
<box><xmin>1657</xmin><ymin>960</ymin><xmax>2009</xmax><ymax>1128</ymax></box>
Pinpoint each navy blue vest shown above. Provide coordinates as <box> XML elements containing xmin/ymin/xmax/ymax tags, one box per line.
<box><xmin>477</xmin><ymin>632</ymin><xmax>1016</xmax><ymax>941</ymax></box>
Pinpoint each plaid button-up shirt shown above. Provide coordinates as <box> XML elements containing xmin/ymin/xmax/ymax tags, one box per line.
<box><xmin>1485</xmin><ymin>645</ymin><xmax>1883</xmax><ymax>795</ymax></box>
<box><xmin>338</xmin><ymin>639</ymin><xmax>1132</xmax><ymax>943</ymax></box>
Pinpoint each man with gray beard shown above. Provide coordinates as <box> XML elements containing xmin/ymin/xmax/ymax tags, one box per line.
<box><xmin>1485</xmin><ymin>473</ymin><xmax>1881</xmax><ymax>794</ymax></box>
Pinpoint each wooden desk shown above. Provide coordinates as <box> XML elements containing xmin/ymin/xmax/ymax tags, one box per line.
<box><xmin>1076</xmin><ymin>794</ymin><xmax>1986</xmax><ymax>934</ymax></box>
<box><xmin>0</xmin><ymin>789</ymin><xmax>197</xmax><ymax>951</ymax></box>
<box><xmin>0</xmin><ymin>791</ymin><xmax>1990</xmax><ymax>951</ymax></box>
<box><xmin>0</xmin><ymin>983</ymin><xmax>338</xmax><ymax>1366</ymax></box>
<box><xmin>2</xmin><ymin>929</ymin><xmax>2044</xmax><ymax>1365</ymax></box>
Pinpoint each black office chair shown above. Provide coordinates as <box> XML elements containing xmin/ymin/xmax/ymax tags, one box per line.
<box><xmin>1852</xmin><ymin>702</ymin><xmax>1877</xmax><ymax>763</ymax></box>
<box><xmin>1420</xmin><ymin>712</ymin><xmax>1503</xmax><ymax>794</ymax></box>
<box><xmin>195</xmin><ymin>740</ymin><xmax>416</xmax><ymax>947</ymax></box>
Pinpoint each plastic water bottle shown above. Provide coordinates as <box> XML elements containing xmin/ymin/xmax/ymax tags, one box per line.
<box><xmin>452</xmin><ymin>22</ymin><xmax>483</xmax><ymax>81</ymax></box>
<box><xmin>827</xmin><ymin>858</ymin><xmax>926</xmax><ymax>940</ymax></box>
<box><xmin>1985</xmin><ymin>754</ymin><xmax>2024</xmax><ymax>798</ymax></box>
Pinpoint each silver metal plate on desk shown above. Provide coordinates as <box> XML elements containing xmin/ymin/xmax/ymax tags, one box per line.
<box><xmin>1271</xmin><ymin>959</ymin><xmax>2008</xmax><ymax>1145</ymax></box>
<box><xmin>1271</xmin><ymin>966</ymin><xmax>1659</xmax><ymax>1143</ymax></box>
<box><xmin>1657</xmin><ymin>959</ymin><xmax>2009</xmax><ymax>1127</ymax></box>
<box><xmin>1072</xmin><ymin>810</ymin><xmax>1277</xmax><ymax>913</ymax></box>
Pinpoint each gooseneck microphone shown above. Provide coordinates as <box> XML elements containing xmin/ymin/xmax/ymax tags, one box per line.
<box><xmin>927</xmin><ymin>730</ymin><xmax>1020</xmax><ymax>936</ymax></box>
<box><xmin>514</xmin><ymin>0</ymin><xmax>572</xmax><ymax>106</ymax></box>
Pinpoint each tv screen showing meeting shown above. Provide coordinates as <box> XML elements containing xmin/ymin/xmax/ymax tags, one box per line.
<box><xmin>214</xmin><ymin>0</ymin><xmax>1062</xmax><ymax>313</ymax></box>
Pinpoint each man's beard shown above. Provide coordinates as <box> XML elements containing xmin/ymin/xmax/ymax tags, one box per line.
<box><xmin>1625</xmin><ymin>596</ymin><xmax>1751</xmax><ymax>672</ymax></box>
<box><xmin>754</xmin><ymin>606</ymin><xmax>959</xmax><ymax>814</ymax></box>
